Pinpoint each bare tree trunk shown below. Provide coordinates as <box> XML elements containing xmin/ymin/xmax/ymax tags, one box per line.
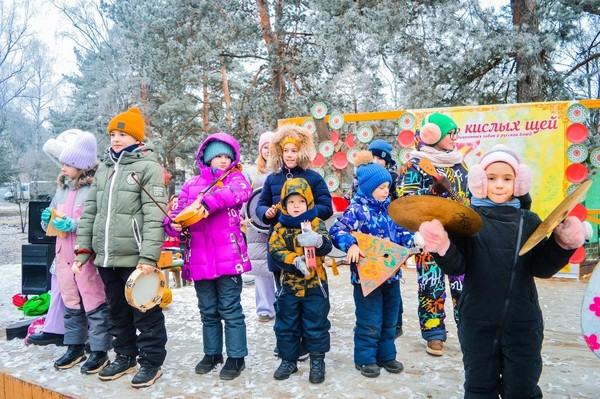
<box><xmin>221</xmin><ymin>60</ymin><xmax>232</xmax><ymax>127</ymax></box>
<box><xmin>511</xmin><ymin>0</ymin><xmax>545</xmax><ymax>102</ymax></box>
<box><xmin>203</xmin><ymin>75</ymin><xmax>209</xmax><ymax>132</ymax></box>
<box><xmin>140</xmin><ymin>82</ymin><xmax>151</xmax><ymax>139</ymax></box>
<box><xmin>256</xmin><ymin>0</ymin><xmax>286</xmax><ymax>119</ymax></box>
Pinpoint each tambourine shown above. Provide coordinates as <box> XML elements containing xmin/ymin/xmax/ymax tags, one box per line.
<box><xmin>173</xmin><ymin>200</ymin><xmax>206</xmax><ymax>228</ymax></box>
<box><xmin>124</xmin><ymin>268</ymin><xmax>166</xmax><ymax>312</ymax></box>
<box><xmin>244</xmin><ymin>188</ymin><xmax>270</xmax><ymax>233</ymax></box>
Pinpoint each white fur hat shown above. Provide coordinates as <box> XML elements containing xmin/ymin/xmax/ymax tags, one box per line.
<box><xmin>468</xmin><ymin>144</ymin><xmax>532</xmax><ymax>198</ymax></box>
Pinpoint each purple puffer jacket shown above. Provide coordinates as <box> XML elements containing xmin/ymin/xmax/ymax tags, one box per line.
<box><xmin>165</xmin><ymin>133</ymin><xmax>252</xmax><ymax>281</ymax></box>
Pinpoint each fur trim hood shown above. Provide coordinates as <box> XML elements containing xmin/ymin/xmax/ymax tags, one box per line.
<box><xmin>267</xmin><ymin>125</ymin><xmax>316</xmax><ymax>172</ymax></box>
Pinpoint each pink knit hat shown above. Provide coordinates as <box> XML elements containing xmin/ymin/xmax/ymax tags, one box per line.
<box><xmin>468</xmin><ymin>144</ymin><xmax>532</xmax><ymax>198</ymax></box>
<box><xmin>58</xmin><ymin>131</ymin><xmax>98</xmax><ymax>170</ymax></box>
<box><xmin>258</xmin><ymin>131</ymin><xmax>275</xmax><ymax>152</ymax></box>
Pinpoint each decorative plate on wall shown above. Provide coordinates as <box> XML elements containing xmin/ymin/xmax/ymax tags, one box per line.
<box><xmin>319</xmin><ymin>140</ymin><xmax>335</xmax><ymax>157</ymax></box>
<box><xmin>302</xmin><ymin>119</ymin><xmax>316</xmax><ymax>133</ymax></box>
<box><xmin>565</xmin><ymin>163</ymin><xmax>588</xmax><ymax>183</ymax></box>
<box><xmin>565</xmin><ymin>123</ymin><xmax>588</xmax><ymax>143</ymax></box>
<box><xmin>397</xmin><ymin>112</ymin><xmax>416</xmax><ymax>130</ymax></box>
<box><xmin>332</xmin><ymin>152</ymin><xmax>349</xmax><ymax>169</ymax></box>
<box><xmin>310</xmin><ymin>102</ymin><xmax>328</xmax><ymax>119</ymax></box>
<box><xmin>590</xmin><ymin>147</ymin><xmax>600</xmax><ymax>168</ymax></box>
<box><xmin>347</xmin><ymin>148</ymin><xmax>360</xmax><ymax>165</ymax></box>
<box><xmin>397</xmin><ymin>130</ymin><xmax>415</xmax><ymax>148</ymax></box>
<box><xmin>329</xmin><ymin>112</ymin><xmax>344</xmax><ymax>129</ymax></box>
<box><xmin>330</xmin><ymin>130</ymin><xmax>340</xmax><ymax>144</ymax></box>
<box><xmin>311</xmin><ymin>152</ymin><xmax>325</xmax><ymax>167</ymax></box>
<box><xmin>567</xmin><ymin>144</ymin><xmax>588</xmax><ymax>163</ymax></box>
<box><xmin>312</xmin><ymin>167</ymin><xmax>325</xmax><ymax>177</ymax></box>
<box><xmin>344</xmin><ymin>133</ymin><xmax>355</xmax><ymax>148</ymax></box>
<box><xmin>356</xmin><ymin>126</ymin><xmax>374</xmax><ymax>143</ymax></box>
<box><xmin>567</xmin><ymin>103</ymin><xmax>589</xmax><ymax>123</ymax></box>
<box><xmin>325</xmin><ymin>175</ymin><xmax>340</xmax><ymax>192</ymax></box>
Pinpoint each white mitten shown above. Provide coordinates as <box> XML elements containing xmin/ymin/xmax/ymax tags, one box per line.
<box><xmin>554</xmin><ymin>216</ymin><xmax>585</xmax><ymax>250</ymax></box>
<box><xmin>418</xmin><ymin>219</ymin><xmax>450</xmax><ymax>256</ymax></box>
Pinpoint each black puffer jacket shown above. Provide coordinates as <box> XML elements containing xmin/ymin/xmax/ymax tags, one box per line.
<box><xmin>434</xmin><ymin>205</ymin><xmax>574</xmax><ymax>324</ymax></box>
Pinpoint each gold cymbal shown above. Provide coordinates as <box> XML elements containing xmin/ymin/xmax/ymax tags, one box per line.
<box><xmin>519</xmin><ymin>180</ymin><xmax>592</xmax><ymax>256</ymax></box>
<box><xmin>389</xmin><ymin>195</ymin><xmax>483</xmax><ymax>236</ymax></box>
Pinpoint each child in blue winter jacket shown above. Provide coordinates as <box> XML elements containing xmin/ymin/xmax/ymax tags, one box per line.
<box><xmin>329</xmin><ymin>151</ymin><xmax>414</xmax><ymax>378</ymax></box>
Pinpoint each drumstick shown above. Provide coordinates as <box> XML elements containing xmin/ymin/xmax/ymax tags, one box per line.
<box><xmin>129</xmin><ymin>172</ymin><xmax>173</xmax><ymax>222</ymax></box>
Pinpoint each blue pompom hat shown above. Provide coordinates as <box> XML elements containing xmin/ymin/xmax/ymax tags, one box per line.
<box><xmin>202</xmin><ymin>140</ymin><xmax>236</xmax><ymax>165</ymax></box>
<box><xmin>356</xmin><ymin>162</ymin><xmax>392</xmax><ymax>198</ymax></box>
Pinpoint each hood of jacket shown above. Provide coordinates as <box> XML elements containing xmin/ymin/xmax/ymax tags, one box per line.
<box><xmin>195</xmin><ymin>132</ymin><xmax>242</xmax><ymax>178</ymax></box>
<box><xmin>279</xmin><ymin>177</ymin><xmax>315</xmax><ymax>217</ymax></box>
<box><xmin>267</xmin><ymin>125</ymin><xmax>316</xmax><ymax>172</ymax></box>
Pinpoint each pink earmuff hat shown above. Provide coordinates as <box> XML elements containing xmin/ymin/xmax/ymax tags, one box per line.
<box><xmin>468</xmin><ymin>144</ymin><xmax>532</xmax><ymax>198</ymax></box>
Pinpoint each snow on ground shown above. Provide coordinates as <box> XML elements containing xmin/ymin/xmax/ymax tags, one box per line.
<box><xmin>0</xmin><ymin>202</ymin><xmax>598</xmax><ymax>398</ymax></box>
<box><xmin>1</xmin><ymin>257</ymin><xmax>600</xmax><ymax>398</ymax></box>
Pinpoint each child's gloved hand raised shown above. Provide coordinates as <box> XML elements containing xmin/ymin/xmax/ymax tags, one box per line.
<box><xmin>297</xmin><ymin>230</ymin><xmax>323</xmax><ymax>248</ymax></box>
<box><xmin>553</xmin><ymin>216</ymin><xmax>586</xmax><ymax>250</ymax></box>
<box><xmin>52</xmin><ymin>216</ymin><xmax>75</xmax><ymax>232</ymax></box>
<box><xmin>417</xmin><ymin>219</ymin><xmax>450</xmax><ymax>256</ymax></box>
<box><xmin>41</xmin><ymin>207</ymin><xmax>52</xmax><ymax>224</ymax></box>
<box><xmin>293</xmin><ymin>256</ymin><xmax>310</xmax><ymax>276</ymax></box>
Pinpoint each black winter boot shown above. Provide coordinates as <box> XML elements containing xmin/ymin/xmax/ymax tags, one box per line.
<box><xmin>80</xmin><ymin>351</ymin><xmax>109</xmax><ymax>374</ymax></box>
<box><xmin>131</xmin><ymin>365</ymin><xmax>163</xmax><ymax>388</ymax></box>
<box><xmin>98</xmin><ymin>354</ymin><xmax>137</xmax><ymax>381</ymax></box>
<box><xmin>54</xmin><ymin>345</ymin><xmax>86</xmax><ymax>370</ymax></box>
<box><xmin>273</xmin><ymin>359</ymin><xmax>298</xmax><ymax>380</ymax></box>
<box><xmin>377</xmin><ymin>359</ymin><xmax>404</xmax><ymax>374</ymax></box>
<box><xmin>26</xmin><ymin>332</ymin><xmax>64</xmax><ymax>346</ymax></box>
<box><xmin>309</xmin><ymin>353</ymin><xmax>326</xmax><ymax>384</ymax></box>
<box><xmin>355</xmin><ymin>363</ymin><xmax>381</xmax><ymax>378</ymax></box>
<box><xmin>195</xmin><ymin>354</ymin><xmax>224</xmax><ymax>374</ymax></box>
<box><xmin>219</xmin><ymin>357</ymin><xmax>245</xmax><ymax>380</ymax></box>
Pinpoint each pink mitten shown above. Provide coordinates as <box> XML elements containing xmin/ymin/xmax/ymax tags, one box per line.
<box><xmin>554</xmin><ymin>216</ymin><xmax>585</xmax><ymax>250</ymax></box>
<box><xmin>418</xmin><ymin>219</ymin><xmax>450</xmax><ymax>256</ymax></box>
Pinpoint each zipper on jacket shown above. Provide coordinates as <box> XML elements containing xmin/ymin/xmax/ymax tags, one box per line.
<box><xmin>103</xmin><ymin>154</ymin><xmax>123</xmax><ymax>267</ymax></box>
<box><xmin>499</xmin><ymin>211</ymin><xmax>524</xmax><ymax>327</ymax></box>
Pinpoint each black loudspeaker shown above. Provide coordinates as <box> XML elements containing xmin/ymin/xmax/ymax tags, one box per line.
<box><xmin>21</xmin><ymin>243</ymin><xmax>55</xmax><ymax>295</ymax></box>
<box><xmin>28</xmin><ymin>201</ymin><xmax>55</xmax><ymax>244</ymax></box>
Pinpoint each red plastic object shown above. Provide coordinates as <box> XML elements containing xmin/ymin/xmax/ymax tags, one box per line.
<box><xmin>565</xmin><ymin>163</ymin><xmax>588</xmax><ymax>183</ymax></box>
<box><xmin>330</xmin><ymin>130</ymin><xmax>339</xmax><ymax>144</ymax></box>
<box><xmin>565</xmin><ymin>123</ymin><xmax>589</xmax><ymax>143</ymax></box>
<box><xmin>332</xmin><ymin>197</ymin><xmax>350</xmax><ymax>212</ymax></box>
<box><xmin>397</xmin><ymin>130</ymin><xmax>415</xmax><ymax>148</ymax></box>
<box><xmin>332</xmin><ymin>152</ymin><xmax>349</xmax><ymax>169</ymax></box>
<box><xmin>569</xmin><ymin>246</ymin><xmax>586</xmax><ymax>264</ymax></box>
<box><xmin>345</xmin><ymin>133</ymin><xmax>355</xmax><ymax>148</ymax></box>
<box><xmin>568</xmin><ymin>203</ymin><xmax>587</xmax><ymax>221</ymax></box>
<box><xmin>312</xmin><ymin>152</ymin><xmax>325</xmax><ymax>167</ymax></box>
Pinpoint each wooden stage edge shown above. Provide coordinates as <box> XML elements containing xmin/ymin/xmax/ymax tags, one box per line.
<box><xmin>0</xmin><ymin>370</ymin><xmax>78</xmax><ymax>399</ymax></box>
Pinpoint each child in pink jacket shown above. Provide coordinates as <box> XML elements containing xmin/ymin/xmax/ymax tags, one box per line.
<box><xmin>42</xmin><ymin>132</ymin><xmax>111</xmax><ymax>373</ymax></box>
<box><xmin>166</xmin><ymin>132</ymin><xmax>252</xmax><ymax>381</ymax></box>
